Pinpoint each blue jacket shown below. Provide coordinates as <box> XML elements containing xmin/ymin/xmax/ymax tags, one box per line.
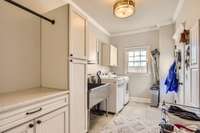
<box><xmin>165</xmin><ymin>61</ymin><xmax>179</xmax><ymax>93</ymax></box>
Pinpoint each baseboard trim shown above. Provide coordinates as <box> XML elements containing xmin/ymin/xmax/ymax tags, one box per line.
<box><xmin>130</xmin><ymin>97</ymin><xmax>151</xmax><ymax>104</ymax></box>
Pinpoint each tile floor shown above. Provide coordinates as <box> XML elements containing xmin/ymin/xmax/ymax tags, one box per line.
<box><xmin>89</xmin><ymin>102</ymin><xmax>161</xmax><ymax>133</ymax></box>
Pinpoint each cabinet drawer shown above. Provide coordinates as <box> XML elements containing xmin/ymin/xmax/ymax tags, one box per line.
<box><xmin>0</xmin><ymin>95</ymin><xmax>69</xmax><ymax>132</ymax></box>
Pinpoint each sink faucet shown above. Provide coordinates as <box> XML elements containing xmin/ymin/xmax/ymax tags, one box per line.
<box><xmin>97</xmin><ymin>71</ymin><xmax>102</xmax><ymax>85</ymax></box>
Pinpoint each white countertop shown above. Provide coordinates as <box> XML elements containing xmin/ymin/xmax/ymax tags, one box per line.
<box><xmin>0</xmin><ymin>88</ymin><xmax>69</xmax><ymax>113</ymax></box>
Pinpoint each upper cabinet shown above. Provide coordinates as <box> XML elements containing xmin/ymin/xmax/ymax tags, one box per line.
<box><xmin>110</xmin><ymin>45</ymin><xmax>118</xmax><ymax>66</ymax></box>
<box><xmin>101</xmin><ymin>44</ymin><xmax>118</xmax><ymax>67</ymax></box>
<box><xmin>69</xmin><ymin>7</ymin><xmax>87</xmax><ymax>59</ymax></box>
<box><xmin>87</xmin><ymin>28</ymin><xmax>98</xmax><ymax>64</ymax></box>
<box><xmin>101</xmin><ymin>43</ymin><xmax>110</xmax><ymax>66</ymax></box>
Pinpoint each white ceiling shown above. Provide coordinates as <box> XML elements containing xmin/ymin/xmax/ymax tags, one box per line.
<box><xmin>8</xmin><ymin>0</ymin><xmax>179</xmax><ymax>35</ymax></box>
<box><xmin>72</xmin><ymin>0</ymin><xmax>179</xmax><ymax>35</ymax></box>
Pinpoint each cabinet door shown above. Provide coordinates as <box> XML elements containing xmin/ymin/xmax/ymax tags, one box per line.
<box><xmin>110</xmin><ymin>45</ymin><xmax>118</xmax><ymax>66</ymax></box>
<box><xmin>101</xmin><ymin>43</ymin><xmax>110</xmax><ymax>66</ymax></box>
<box><xmin>87</xmin><ymin>29</ymin><xmax>97</xmax><ymax>63</ymax></box>
<box><xmin>4</xmin><ymin>121</ymin><xmax>34</xmax><ymax>133</ymax></box>
<box><xmin>35</xmin><ymin>107</ymin><xmax>69</xmax><ymax>133</ymax></box>
<box><xmin>69</xmin><ymin>60</ymin><xmax>87</xmax><ymax>133</ymax></box>
<box><xmin>69</xmin><ymin>6</ymin><xmax>87</xmax><ymax>59</ymax></box>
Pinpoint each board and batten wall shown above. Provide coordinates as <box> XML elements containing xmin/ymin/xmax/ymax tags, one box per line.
<box><xmin>87</xmin><ymin>22</ymin><xmax>110</xmax><ymax>75</ymax></box>
<box><xmin>0</xmin><ymin>2</ymin><xmax>41</xmax><ymax>93</ymax></box>
<box><xmin>111</xmin><ymin>30</ymin><xmax>159</xmax><ymax>99</ymax></box>
<box><xmin>175</xmin><ymin>0</ymin><xmax>200</xmax><ymax>106</ymax></box>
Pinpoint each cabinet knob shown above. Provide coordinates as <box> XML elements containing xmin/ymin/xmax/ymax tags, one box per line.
<box><xmin>29</xmin><ymin>123</ymin><xmax>34</xmax><ymax>128</ymax></box>
<box><xmin>37</xmin><ymin>120</ymin><xmax>42</xmax><ymax>124</ymax></box>
<box><xmin>70</xmin><ymin>59</ymin><xmax>73</xmax><ymax>62</ymax></box>
<box><xmin>70</xmin><ymin>54</ymin><xmax>73</xmax><ymax>56</ymax></box>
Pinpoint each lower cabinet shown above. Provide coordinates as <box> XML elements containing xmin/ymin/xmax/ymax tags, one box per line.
<box><xmin>4</xmin><ymin>121</ymin><xmax>34</xmax><ymax>133</ymax></box>
<box><xmin>4</xmin><ymin>107</ymin><xmax>69</xmax><ymax>133</ymax></box>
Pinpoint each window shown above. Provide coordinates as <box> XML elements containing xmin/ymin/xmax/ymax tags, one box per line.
<box><xmin>126</xmin><ymin>47</ymin><xmax>148</xmax><ymax>73</ymax></box>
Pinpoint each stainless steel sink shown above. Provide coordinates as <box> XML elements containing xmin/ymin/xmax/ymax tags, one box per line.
<box><xmin>88</xmin><ymin>83</ymin><xmax>106</xmax><ymax>90</ymax></box>
<box><xmin>88</xmin><ymin>83</ymin><xmax>110</xmax><ymax>109</ymax></box>
<box><xmin>87</xmin><ymin>83</ymin><xmax>111</xmax><ymax>129</ymax></box>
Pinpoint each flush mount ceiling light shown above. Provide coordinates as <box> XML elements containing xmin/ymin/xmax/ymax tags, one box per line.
<box><xmin>113</xmin><ymin>0</ymin><xmax>135</xmax><ymax>18</ymax></box>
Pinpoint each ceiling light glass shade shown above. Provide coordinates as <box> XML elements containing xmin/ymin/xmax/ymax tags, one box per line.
<box><xmin>113</xmin><ymin>0</ymin><xmax>135</xmax><ymax>18</ymax></box>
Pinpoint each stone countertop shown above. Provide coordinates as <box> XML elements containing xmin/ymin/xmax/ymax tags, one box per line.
<box><xmin>0</xmin><ymin>88</ymin><xmax>69</xmax><ymax>113</ymax></box>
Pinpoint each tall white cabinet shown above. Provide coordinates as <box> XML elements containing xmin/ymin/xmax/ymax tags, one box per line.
<box><xmin>69</xmin><ymin>6</ymin><xmax>88</xmax><ymax>133</ymax></box>
<box><xmin>41</xmin><ymin>4</ymin><xmax>88</xmax><ymax>133</ymax></box>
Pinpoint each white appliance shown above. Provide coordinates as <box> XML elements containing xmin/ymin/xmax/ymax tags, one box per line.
<box><xmin>123</xmin><ymin>76</ymin><xmax>129</xmax><ymax>105</ymax></box>
<box><xmin>100</xmin><ymin>76</ymin><xmax>129</xmax><ymax>113</ymax></box>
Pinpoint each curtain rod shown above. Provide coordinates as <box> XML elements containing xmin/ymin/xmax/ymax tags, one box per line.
<box><xmin>4</xmin><ymin>0</ymin><xmax>55</xmax><ymax>24</ymax></box>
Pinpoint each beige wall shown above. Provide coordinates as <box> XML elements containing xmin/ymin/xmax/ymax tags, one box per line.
<box><xmin>159</xmin><ymin>24</ymin><xmax>175</xmax><ymax>103</ymax></box>
<box><xmin>87</xmin><ymin>22</ymin><xmax>110</xmax><ymax>75</ymax></box>
<box><xmin>176</xmin><ymin>0</ymin><xmax>200</xmax><ymax>30</ymax></box>
<box><xmin>0</xmin><ymin>2</ymin><xmax>41</xmax><ymax>93</ymax></box>
<box><xmin>111</xmin><ymin>30</ymin><xmax>159</xmax><ymax>98</ymax></box>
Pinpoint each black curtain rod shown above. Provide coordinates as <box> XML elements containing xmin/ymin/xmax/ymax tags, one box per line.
<box><xmin>4</xmin><ymin>0</ymin><xmax>55</xmax><ymax>24</ymax></box>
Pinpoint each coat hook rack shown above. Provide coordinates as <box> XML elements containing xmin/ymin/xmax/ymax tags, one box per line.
<box><xmin>4</xmin><ymin>0</ymin><xmax>55</xmax><ymax>24</ymax></box>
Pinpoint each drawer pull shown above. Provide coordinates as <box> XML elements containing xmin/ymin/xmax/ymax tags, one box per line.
<box><xmin>26</xmin><ymin>108</ymin><xmax>42</xmax><ymax>115</ymax></box>
<box><xmin>37</xmin><ymin>120</ymin><xmax>42</xmax><ymax>124</ymax></box>
<box><xmin>29</xmin><ymin>123</ymin><xmax>34</xmax><ymax>128</ymax></box>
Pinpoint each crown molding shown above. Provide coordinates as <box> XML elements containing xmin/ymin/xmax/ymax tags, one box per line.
<box><xmin>156</xmin><ymin>20</ymin><xmax>174</xmax><ymax>28</ymax></box>
<box><xmin>173</xmin><ymin>0</ymin><xmax>185</xmax><ymax>22</ymax></box>
<box><xmin>111</xmin><ymin>20</ymin><xmax>174</xmax><ymax>37</ymax></box>
<box><xmin>67</xmin><ymin>0</ymin><xmax>111</xmax><ymax>36</ymax></box>
<box><xmin>111</xmin><ymin>26</ymin><xmax>158</xmax><ymax>37</ymax></box>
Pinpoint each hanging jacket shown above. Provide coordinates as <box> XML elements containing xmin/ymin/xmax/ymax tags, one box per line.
<box><xmin>165</xmin><ymin>61</ymin><xmax>179</xmax><ymax>93</ymax></box>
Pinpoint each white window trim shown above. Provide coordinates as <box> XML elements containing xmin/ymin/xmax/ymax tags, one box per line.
<box><xmin>124</xmin><ymin>46</ymin><xmax>150</xmax><ymax>74</ymax></box>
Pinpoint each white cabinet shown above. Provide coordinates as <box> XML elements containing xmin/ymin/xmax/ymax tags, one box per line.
<box><xmin>42</xmin><ymin>5</ymin><xmax>88</xmax><ymax>132</ymax></box>
<box><xmin>5</xmin><ymin>107</ymin><xmax>69</xmax><ymax>133</ymax></box>
<box><xmin>110</xmin><ymin>45</ymin><xmax>118</xmax><ymax>66</ymax></box>
<box><xmin>4</xmin><ymin>121</ymin><xmax>34</xmax><ymax>133</ymax></box>
<box><xmin>69</xmin><ymin>6</ymin><xmax>88</xmax><ymax>133</ymax></box>
<box><xmin>35</xmin><ymin>107</ymin><xmax>69</xmax><ymax>133</ymax></box>
<box><xmin>69</xmin><ymin>60</ymin><xmax>87</xmax><ymax>133</ymax></box>
<box><xmin>101</xmin><ymin>44</ymin><xmax>118</xmax><ymax>66</ymax></box>
<box><xmin>69</xmin><ymin>7</ymin><xmax>87</xmax><ymax>59</ymax></box>
<box><xmin>87</xmin><ymin>29</ymin><xmax>98</xmax><ymax>63</ymax></box>
<box><xmin>1</xmin><ymin>91</ymin><xmax>69</xmax><ymax>133</ymax></box>
<box><xmin>101</xmin><ymin>43</ymin><xmax>110</xmax><ymax>66</ymax></box>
